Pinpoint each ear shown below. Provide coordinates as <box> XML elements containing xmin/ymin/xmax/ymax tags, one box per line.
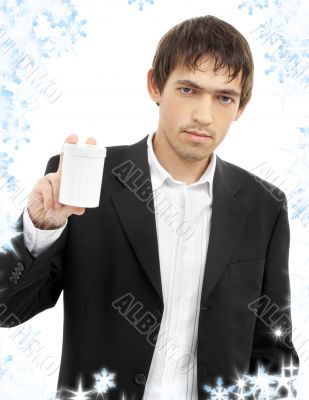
<box><xmin>147</xmin><ymin>68</ymin><xmax>161</xmax><ymax>105</ymax></box>
<box><xmin>233</xmin><ymin>105</ymin><xmax>246</xmax><ymax>121</ymax></box>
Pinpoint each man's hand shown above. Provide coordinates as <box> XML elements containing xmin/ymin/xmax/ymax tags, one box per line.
<box><xmin>27</xmin><ymin>134</ymin><xmax>97</xmax><ymax>230</ymax></box>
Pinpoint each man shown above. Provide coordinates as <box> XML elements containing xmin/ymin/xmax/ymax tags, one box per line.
<box><xmin>0</xmin><ymin>15</ymin><xmax>299</xmax><ymax>400</ymax></box>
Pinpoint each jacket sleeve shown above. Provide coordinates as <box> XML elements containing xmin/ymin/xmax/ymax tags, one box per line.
<box><xmin>248</xmin><ymin>193</ymin><xmax>300</xmax><ymax>390</ymax></box>
<box><xmin>0</xmin><ymin>154</ymin><xmax>67</xmax><ymax>328</ymax></box>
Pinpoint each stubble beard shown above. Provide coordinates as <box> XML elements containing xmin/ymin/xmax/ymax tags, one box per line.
<box><xmin>164</xmin><ymin>129</ymin><xmax>211</xmax><ymax>162</ymax></box>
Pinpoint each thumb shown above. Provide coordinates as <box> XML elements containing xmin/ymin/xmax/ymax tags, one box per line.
<box><xmin>85</xmin><ymin>137</ymin><xmax>97</xmax><ymax>145</ymax></box>
<box><xmin>57</xmin><ymin>134</ymin><xmax>79</xmax><ymax>175</ymax></box>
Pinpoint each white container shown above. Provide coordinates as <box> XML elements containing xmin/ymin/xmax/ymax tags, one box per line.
<box><xmin>59</xmin><ymin>143</ymin><xmax>106</xmax><ymax>208</ymax></box>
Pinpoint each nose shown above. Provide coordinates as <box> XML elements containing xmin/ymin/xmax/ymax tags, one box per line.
<box><xmin>191</xmin><ymin>94</ymin><xmax>213</xmax><ymax>125</ymax></box>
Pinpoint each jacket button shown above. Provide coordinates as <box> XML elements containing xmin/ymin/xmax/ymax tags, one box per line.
<box><xmin>134</xmin><ymin>373</ymin><xmax>146</xmax><ymax>386</ymax></box>
<box><xmin>9</xmin><ymin>276</ymin><xmax>18</xmax><ymax>284</ymax></box>
<box><xmin>16</xmin><ymin>261</ymin><xmax>24</xmax><ymax>271</ymax></box>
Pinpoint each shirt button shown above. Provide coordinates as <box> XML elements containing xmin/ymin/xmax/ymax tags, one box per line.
<box><xmin>27</xmin><ymin>233</ymin><xmax>32</xmax><ymax>241</ymax></box>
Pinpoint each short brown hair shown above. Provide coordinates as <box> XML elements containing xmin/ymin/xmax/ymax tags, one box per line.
<box><xmin>151</xmin><ymin>15</ymin><xmax>254</xmax><ymax>109</ymax></box>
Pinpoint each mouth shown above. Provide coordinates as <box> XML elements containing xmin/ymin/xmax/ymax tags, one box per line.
<box><xmin>186</xmin><ymin>131</ymin><xmax>210</xmax><ymax>137</ymax></box>
<box><xmin>185</xmin><ymin>131</ymin><xmax>212</xmax><ymax>142</ymax></box>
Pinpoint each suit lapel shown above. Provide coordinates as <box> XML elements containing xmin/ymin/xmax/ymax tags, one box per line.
<box><xmin>111</xmin><ymin>135</ymin><xmax>247</xmax><ymax>308</ymax></box>
<box><xmin>200</xmin><ymin>156</ymin><xmax>247</xmax><ymax>306</ymax></box>
<box><xmin>111</xmin><ymin>135</ymin><xmax>164</xmax><ymax>305</ymax></box>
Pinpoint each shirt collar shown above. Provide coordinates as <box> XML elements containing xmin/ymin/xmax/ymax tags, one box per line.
<box><xmin>147</xmin><ymin>131</ymin><xmax>217</xmax><ymax>198</ymax></box>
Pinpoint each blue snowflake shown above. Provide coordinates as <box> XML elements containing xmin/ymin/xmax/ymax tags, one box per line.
<box><xmin>0</xmin><ymin>355</ymin><xmax>13</xmax><ymax>380</ymax></box>
<box><xmin>238</xmin><ymin>0</ymin><xmax>270</xmax><ymax>15</ymax></box>
<box><xmin>0</xmin><ymin>151</ymin><xmax>14</xmax><ymax>177</ymax></box>
<box><xmin>203</xmin><ymin>376</ymin><xmax>237</xmax><ymax>399</ymax></box>
<box><xmin>0</xmin><ymin>0</ymin><xmax>88</xmax><ymax>253</ymax></box>
<box><xmin>202</xmin><ymin>364</ymin><xmax>298</xmax><ymax>399</ymax></box>
<box><xmin>285</xmin><ymin>127</ymin><xmax>309</xmax><ymax>229</ymax></box>
<box><xmin>0</xmin><ymin>0</ymin><xmax>87</xmax><ymax>58</ymax></box>
<box><xmin>93</xmin><ymin>367</ymin><xmax>117</xmax><ymax>396</ymax></box>
<box><xmin>239</xmin><ymin>0</ymin><xmax>309</xmax><ymax>92</ymax></box>
<box><xmin>243</xmin><ymin>366</ymin><xmax>283</xmax><ymax>398</ymax></box>
<box><xmin>128</xmin><ymin>0</ymin><xmax>155</xmax><ymax>11</ymax></box>
<box><xmin>58</xmin><ymin>368</ymin><xmax>117</xmax><ymax>399</ymax></box>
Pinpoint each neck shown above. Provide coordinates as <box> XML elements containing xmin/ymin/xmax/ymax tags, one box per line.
<box><xmin>152</xmin><ymin>132</ymin><xmax>211</xmax><ymax>185</ymax></box>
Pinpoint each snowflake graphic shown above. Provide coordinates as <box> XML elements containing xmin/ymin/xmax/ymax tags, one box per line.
<box><xmin>93</xmin><ymin>367</ymin><xmax>117</xmax><ymax>397</ymax></box>
<box><xmin>0</xmin><ymin>0</ymin><xmax>87</xmax><ymax>253</ymax></box>
<box><xmin>0</xmin><ymin>213</ymin><xmax>21</xmax><ymax>253</ymax></box>
<box><xmin>127</xmin><ymin>0</ymin><xmax>155</xmax><ymax>12</ymax></box>
<box><xmin>0</xmin><ymin>354</ymin><xmax>13</xmax><ymax>379</ymax></box>
<box><xmin>203</xmin><ymin>376</ymin><xmax>237</xmax><ymax>399</ymax></box>
<box><xmin>0</xmin><ymin>355</ymin><xmax>64</xmax><ymax>400</ymax></box>
<box><xmin>244</xmin><ymin>366</ymin><xmax>282</xmax><ymax>399</ymax></box>
<box><xmin>238</xmin><ymin>0</ymin><xmax>270</xmax><ymax>15</ymax></box>
<box><xmin>58</xmin><ymin>368</ymin><xmax>117</xmax><ymax>400</ymax></box>
<box><xmin>240</xmin><ymin>0</ymin><xmax>309</xmax><ymax>94</ymax></box>
<box><xmin>202</xmin><ymin>362</ymin><xmax>298</xmax><ymax>400</ymax></box>
<box><xmin>280</xmin><ymin>127</ymin><xmax>309</xmax><ymax>231</ymax></box>
<box><xmin>64</xmin><ymin>378</ymin><xmax>94</xmax><ymax>399</ymax></box>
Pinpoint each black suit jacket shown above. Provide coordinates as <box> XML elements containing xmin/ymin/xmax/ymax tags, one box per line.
<box><xmin>0</xmin><ymin>134</ymin><xmax>299</xmax><ymax>399</ymax></box>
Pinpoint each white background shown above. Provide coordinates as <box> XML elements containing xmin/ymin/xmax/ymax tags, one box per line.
<box><xmin>1</xmin><ymin>0</ymin><xmax>308</xmax><ymax>398</ymax></box>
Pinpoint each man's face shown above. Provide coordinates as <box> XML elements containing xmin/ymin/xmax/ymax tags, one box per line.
<box><xmin>147</xmin><ymin>56</ymin><xmax>246</xmax><ymax>162</ymax></box>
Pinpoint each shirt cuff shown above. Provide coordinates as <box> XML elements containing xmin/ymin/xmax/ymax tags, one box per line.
<box><xmin>23</xmin><ymin>206</ymin><xmax>67</xmax><ymax>257</ymax></box>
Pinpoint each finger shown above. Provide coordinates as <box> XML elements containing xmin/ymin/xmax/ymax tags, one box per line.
<box><xmin>71</xmin><ymin>206</ymin><xmax>85</xmax><ymax>215</ymax></box>
<box><xmin>57</xmin><ymin>134</ymin><xmax>79</xmax><ymax>175</ymax></box>
<box><xmin>47</xmin><ymin>174</ymin><xmax>61</xmax><ymax>208</ymax></box>
<box><xmin>41</xmin><ymin>178</ymin><xmax>54</xmax><ymax>211</ymax></box>
<box><xmin>85</xmin><ymin>137</ymin><xmax>97</xmax><ymax>145</ymax></box>
<box><xmin>59</xmin><ymin>205</ymin><xmax>85</xmax><ymax>218</ymax></box>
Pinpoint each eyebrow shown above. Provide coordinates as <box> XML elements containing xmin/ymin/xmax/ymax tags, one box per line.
<box><xmin>173</xmin><ymin>79</ymin><xmax>241</xmax><ymax>98</ymax></box>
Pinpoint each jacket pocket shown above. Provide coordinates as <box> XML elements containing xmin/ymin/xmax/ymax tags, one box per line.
<box><xmin>228</xmin><ymin>257</ymin><xmax>265</xmax><ymax>281</ymax></box>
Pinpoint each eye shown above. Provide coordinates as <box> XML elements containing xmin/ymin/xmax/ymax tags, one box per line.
<box><xmin>179</xmin><ymin>87</ymin><xmax>194</xmax><ymax>94</ymax></box>
<box><xmin>219</xmin><ymin>95</ymin><xmax>234</xmax><ymax>104</ymax></box>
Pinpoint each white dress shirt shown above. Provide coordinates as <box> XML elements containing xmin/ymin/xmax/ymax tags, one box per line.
<box><xmin>22</xmin><ymin>131</ymin><xmax>216</xmax><ymax>399</ymax></box>
<box><xmin>142</xmin><ymin>131</ymin><xmax>216</xmax><ymax>400</ymax></box>
<box><xmin>23</xmin><ymin>203</ymin><xmax>67</xmax><ymax>257</ymax></box>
